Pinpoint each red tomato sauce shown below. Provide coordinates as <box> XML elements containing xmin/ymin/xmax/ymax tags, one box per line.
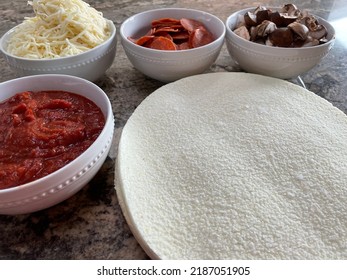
<box><xmin>0</xmin><ymin>91</ymin><xmax>105</xmax><ymax>190</ymax></box>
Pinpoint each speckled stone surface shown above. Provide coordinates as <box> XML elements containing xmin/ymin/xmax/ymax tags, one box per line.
<box><xmin>0</xmin><ymin>0</ymin><xmax>346</xmax><ymax>259</ymax></box>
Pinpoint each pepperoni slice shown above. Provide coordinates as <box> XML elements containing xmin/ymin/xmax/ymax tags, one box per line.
<box><xmin>128</xmin><ymin>17</ymin><xmax>214</xmax><ymax>50</ymax></box>
<box><xmin>152</xmin><ymin>26</ymin><xmax>181</xmax><ymax>34</ymax></box>
<box><xmin>180</xmin><ymin>18</ymin><xmax>206</xmax><ymax>32</ymax></box>
<box><xmin>177</xmin><ymin>42</ymin><xmax>190</xmax><ymax>50</ymax></box>
<box><xmin>152</xmin><ymin>18</ymin><xmax>181</xmax><ymax>28</ymax></box>
<box><xmin>134</xmin><ymin>35</ymin><xmax>155</xmax><ymax>46</ymax></box>
<box><xmin>153</xmin><ymin>32</ymin><xmax>173</xmax><ymax>41</ymax></box>
<box><xmin>189</xmin><ymin>28</ymin><xmax>214</xmax><ymax>48</ymax></box>
<box><xmin>171</xmin><ymin>31</ymin><xmax>190</xmax><ymax>41</ymax></box>
<box><xmin>148</xmin><ymin>36</ymin><xmax>177</xmax><ymax>50</ymax></box>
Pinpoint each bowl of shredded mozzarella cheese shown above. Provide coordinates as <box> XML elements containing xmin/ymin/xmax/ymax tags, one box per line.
<box><xmin>0</xmin><ymin>0</ymin><xmax>117</xmax><ymax>81</ymax></box>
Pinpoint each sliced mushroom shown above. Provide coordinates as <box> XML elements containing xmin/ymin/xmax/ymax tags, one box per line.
<box><xmin>301</xmin><ymin>15</ymin><xmax>319</xmax><ymax>31</ymax></box>
<box><xmin>309</xmin><ymin>24</ymin><xmax>327</xmax><ymax>40</ymax></box>
<box><xmin>301</xmin><ymin>36</ymin><xmax>320</xmax><ymax>47</ymax></box>
<box><xmin>269</xmin><ymin>11</ymin><xmax>297</xmax><ymax>27</ymax></box>
<box><xmin>256</xmin><ymin>9</ymin><xmax>271</xmax><ymax>24</ymax></box>
<box><xmin>250</xmin><ymin>26</ymin><xmax>258</xmax><ymax>41</ymax></box>
<box><xmin>256</xmin><ymin>20</ymin><xmax>277</xmax><ymax>37</ymax></box>
<box><xmin>244</xmin><ymin>11</ymin><xmax>258</xmax><ymax>27</ymax></box>
<box><xmin>281</xmin><ymin>14</ymin><xmax>298</xmax><ymax>26</ymax></box>
<box><xmin>288</xmin><ymin>22</ymin><xmax>309</xmax><ymax>40</ymax></box>
<box><xmin>281</xmin><ymin>4</ymin><xmax>300</xmax><ymax>16</ymax></box>
<box><xmin>300</xmin><ymin>15</ymin><xmax>327</xmax><ymax>40</ymax></box>
<box><xmin>254</xmin><ymin>5</ymin><xmax>268</xmax><ymax>14</ymax></box>
<box><xmin>268</xmin><ymin>27</ymin><xmax>294</xmax><ymax>47</ymax></box>
<box><xmin>254</xmin><ymin>38</ymin><xmax>266</xmax><ymax>45</ymax></box>
<box><xmin>234</xmin><ymin>25</ymin><xmax>250</xmax><ymax>40</ymax></box>
<box><xmin>269</xmin><ymin>11</ymin><xmax>283</xmax><ymax>26</ymax></box>
<box><xmin>265</xmin><ymin>37</ymin><xmax>273</xmax><ymax>46</ymax></box>
<box><xmin>319</xmin><ymin>37</ymin><xmax>329</xmax><ymax>44</ymax></box>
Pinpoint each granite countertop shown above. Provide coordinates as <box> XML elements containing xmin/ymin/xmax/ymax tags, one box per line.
<box><xmin>0</xmin><ymin>0</ymin><xmax>346</xmax><ymax>260</ymax></box>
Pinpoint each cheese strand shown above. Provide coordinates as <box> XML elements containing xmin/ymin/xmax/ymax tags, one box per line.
<box><xmin>6</xmin><ymin>0</ymin><xmax>110</xmax><ymax>59</ymax></box>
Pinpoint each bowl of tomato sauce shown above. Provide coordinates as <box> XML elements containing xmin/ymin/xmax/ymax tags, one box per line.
<box><xmin>0</xmin><ymin>74</ymin><xmax>114</xmax><ymax>215</ymax></box>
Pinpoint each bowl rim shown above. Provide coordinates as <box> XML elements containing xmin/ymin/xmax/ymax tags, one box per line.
<box><xmin>120</xmin><ymin>7</ymin><xmax>226</xmax><ymax>53</ymax></box>
<box><xmin>0</xmin><ymin>74</ymin><xmax>114</xmax><ymax>195</ymax></box>
<box><xmin>0</xmin><ymin>19</ymin><xmax>117</xmax><ymax>61</ymax></box>
<box><xmin>225</xmin><ymin>6</ymin><xmax>336</xmax><ymax>51</ymax></box>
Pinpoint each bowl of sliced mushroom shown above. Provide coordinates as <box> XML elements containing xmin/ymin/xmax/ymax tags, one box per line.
<box><xmin>225</xmin><ymin>4</ymin><xmax>335</xmax><ymax>79</ymax></box>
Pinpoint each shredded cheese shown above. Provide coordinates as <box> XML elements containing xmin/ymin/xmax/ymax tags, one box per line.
<box><xmin>6</xmin><ymin>0</ymin><xmax>111</xmax><ymax>59</ymax></box>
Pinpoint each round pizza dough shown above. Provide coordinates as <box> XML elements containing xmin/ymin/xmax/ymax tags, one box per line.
<box><xmin>116</xmin><ymin>72</ymin><xmax>347</xmax><ymax>259</ymax></box>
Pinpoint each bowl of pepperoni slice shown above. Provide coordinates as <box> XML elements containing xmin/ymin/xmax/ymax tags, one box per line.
<box><xmin>120</xmin><ymin>8</ymin><xmax>226</xmax><ymax>82</ymax></box>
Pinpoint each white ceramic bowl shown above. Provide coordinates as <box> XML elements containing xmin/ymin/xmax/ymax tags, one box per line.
<box><xmin>0</xmin><ymin>20</ymin><xmax>117</xmax><ymax>82</ymax></box>
<box><xmin>0</xmin><ymin>74</ymin><xmax>114</xmax><ymax>215</ymax></box>
<box><xmin>225</xmin><ymin>8</ymin><xmax>335</xmax><ymax>79</ymax></box>
<box><xmin>120</xmin><ymin>8</ymin><xmax>226</xmax><ymax>83</ymax></box>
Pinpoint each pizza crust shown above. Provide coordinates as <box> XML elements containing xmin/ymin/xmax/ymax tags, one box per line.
<box><xmin>116</xmin><ymin>72</ymin><xmax>347</xmax><ymax>259</ymax></box>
